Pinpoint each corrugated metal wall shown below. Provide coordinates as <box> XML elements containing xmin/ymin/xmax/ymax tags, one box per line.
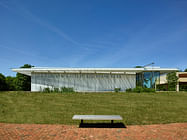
<box><xmin>31</xmin><ymin>73</ymin><xmax>136</xmax><ymax>92</ymax></box>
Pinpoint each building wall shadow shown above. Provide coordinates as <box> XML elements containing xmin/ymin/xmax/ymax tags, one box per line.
<box><xmin>79</xmin><ymin>123</ymin><xmax>126</xmax><ymax>128</ymax></box>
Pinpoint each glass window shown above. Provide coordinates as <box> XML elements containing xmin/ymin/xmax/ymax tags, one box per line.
<box><xmin>143</xmin><ymin>72</ymin><xmax>152</xmax><ymax>88</ymax></box>
<box><xmin>136</xmin><ymin>71</ymin><xmax>160</xmax><ymax>88</ymax></box>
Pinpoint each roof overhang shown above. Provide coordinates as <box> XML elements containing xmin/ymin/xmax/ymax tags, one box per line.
<box><xmin>12</xmin><ymin>67</ymin><xmax>179</xmax><ymax>76</ymax></box>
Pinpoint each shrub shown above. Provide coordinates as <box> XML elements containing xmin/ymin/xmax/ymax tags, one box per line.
<box><xmin>42</xmin><ymin>87</ymin><xmax>74</xmax><ymax>93</ymax></box>
<box><xmin>54</xmin><ymin>88</ymin><xmax>60</xmax><ymax>93</ymax></box>
<box><xmin>114</xmin><ymin>88</ymin><xmax>121</xmax><ymax>92</ymax></box>
<box><xmin>143</xmin><ymin>88</ymin><xmax>155</xmax><ymax>92</ymax></box>
<box><xmin>126</xmin><ymin>86</ymin><xmax>155</xmax><ymax>93</ymax></box>
<box><xmin>132</xmin><ymin>86</ymin><xmax>143</xmax><ymax>93</ymax></box>
<box><xmin>126</xmin><ymin>88</ymin><xmax>132</xmax><ymax>92</ymax></box>
<box><xmin>156</xmin><ymin>84</ymin><xmax>167</xmax><ymax>91</ymax></box>
<box><xmin>179</xmin><ymin>85</ymin><xmax>187</xmax><ymax>91</ymax></box>
<box><xmin>60</xmin><ymin>87</ymin><xmax>74</xmax><ymax>93</ymax></box>
<box><xmin>43</xmin><ymin>87</ymin><xmax>51</xmax><ymax>93</ymax></box>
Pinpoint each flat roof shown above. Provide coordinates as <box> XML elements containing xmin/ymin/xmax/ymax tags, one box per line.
<box><xmin>12</xmin><ymin>67</ymin><xmax>179</xmax><ymax>76</ymax></box>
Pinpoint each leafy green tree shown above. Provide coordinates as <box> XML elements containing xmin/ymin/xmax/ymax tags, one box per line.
<box><xmin>184</xmin><ymin>69</ymin><xmax>187</xmax><ymax>72</ymax></box>
<box><xmin>6</xmin><ymin>76</ymin><xmax>16</xmax><ymax>91</ymax></box>
<box><xmin>135</xmin><ymin>66</ymin><xmax>143</xmax><ymax>68</ymax></box>
<box><xmin>15</xmin><ymin>64</ymin><xmax>33</xmax><ymax>91</ymax></box>
<box><xmin>167</xmin><ymin>72</ymin><xmax>178</xmax><ymax>91</ymax></box>
<box><xmin>0</xmin><ymin>73</ymin><xmax>8</xmax><ymax>91</ymax></box>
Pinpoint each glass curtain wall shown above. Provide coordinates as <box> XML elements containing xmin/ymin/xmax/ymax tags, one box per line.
<box><xmin>136</xmin><ymin>71</ymin><xmax>160</xmax><ymax>88</ymax></box>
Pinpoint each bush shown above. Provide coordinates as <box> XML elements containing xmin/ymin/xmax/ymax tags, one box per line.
<box><xmin>180</xmin><ymin>85</ymin><xmax>187</xmax><ymax>91</ymax></box>
<box><xmin>132</xmin><ymin>86</ymin><xmax>144</xmax><ymax>93</ymax></box>
<box><xmin>126</xmin><ymin>86</ymin><xmax>155</xmax><ymax>93</ymax></box>
<box><xmin>42</xmin><ymin>87</ymin><xmax>74</xmax><ymax>93</ymax></box>
<box><xmin>54</xmin><ymin>88</ymin><xmax>60</xmax><ymax>93</ymax></box>
<box><xmin>126</xmin><ymin>88</ymin><xmax>132</xmax><ymax>92</ymax></box>
<box><xmin>143</xmin><ymin>88</ymin><xmax>155</xmax><ymax>92</ymax></box>
<box><xmin>156</xmin><ymin>84</ymin><xmax>167</xmax><ymax>91</ymax></box>
<box><xmin>43</xmin><ymin>87</ymin><xmax>51</xmax><ymax>93</ymax></box>
<box><xmin>114</xmin><ymin>88</ymin><xmax>121</xmax><ymax>92</ymax></box>
<box><xmin>60</xmin><ymin>87</ymin><xmax>74</xmax><ymax>93</ymax></box>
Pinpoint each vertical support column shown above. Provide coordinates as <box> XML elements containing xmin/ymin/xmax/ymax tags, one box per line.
<box><xmin>176</xmin><ymin>82</ymin><xmax>179</xmax><ymax>92</ymax></box>
<box><xmin>176</xmin><ymin>72</ymin><xmax>179</xmax><ymax>92</ymax></box>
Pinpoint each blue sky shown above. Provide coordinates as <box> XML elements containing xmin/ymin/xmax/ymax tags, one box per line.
<box><xmin>0</xmin><ymin>0</ymin><xmax>187</xmax><ymax>76</ymax></box>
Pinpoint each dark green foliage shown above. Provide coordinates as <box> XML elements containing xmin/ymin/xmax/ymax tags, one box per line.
<box><xmin>0</xmin><ymin>73</ymin><xmax>7</xmax><ymax>91</ymax></box>
<box><xmin>135</xmin><ymin>66</ymin><xmax>143</xmax><ymax>68</ymax></box>
<box><xmin>0</xmin><ymin>64</ymin><xmax>33</xmax><ymax>91</ymax></box>
<box><xmin>179</xmin><ymin>85</ymin><xmax>187</xmax><ymax>91</ymax></box>
<box><xmin>143</xmin><ymin>88</ymin><xmax>155</xmax><ymax>92</ymax></box>
<box><xmin>60</xmin><ymin>87</ymin><xmax>74</xmax><ymax>93</ymax></box>
<box><xmin>43</xmin><ymin>88</ymin><xmax>51</xmax><ymax>93</ymax></box>
<box><xmin>15</xmin><ymin>64</ymin><xmax>33</xmax><ymax>91</ymax></box>
<box><xmin>126</xmin><ymin>86</ymin><xmax>155</xmax><ymax>93</ymax></box>
<box><xmin>114</xmin><ymin>88</ymin><xmax>121</xmax><ymax>92</ymax></box>
<box><xmin>42</xmin><ymin>87</ymin><xmax>74</xmax><ymax>93</ymax></box>
<box><xmin>156</xmin><ymin>84</ymin><xmax>168</xmax><ymax>91</ymax></box>
<box><xmin>126</xmin><ymin>88</ymin><xmax>132</xmax><ymax>92</ymax></box>
<box><xmin>54</xmin><ymin>88</ymin><xmax>60</xmax><ymax>93</ymax></box>
<box><xmin>5</xmin><ymin>76</ymin><xmax>16</xmax><ymax>91</ymax></box>
<box><xmin>184</xmin><ymin>69</ymin><xmax>187</xmax><ymax>72</ymax></box>
<box><xmin>132</xmin><ymin>86</ymin><xmax>144</xmax><ymax>93</ymax></box>
<box><xmin>167</xmin><ymin>72</ymin><xmax>178</xmax><ymax>91</ymax></box>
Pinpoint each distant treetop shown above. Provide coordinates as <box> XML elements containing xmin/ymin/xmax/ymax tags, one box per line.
<box><xmin>20</xmin><ymin>64</ymin><xmax>34</xmax><ymax>68</ymax></box>
<box><xmin>135</xmin><ymin>66</ymin><xmax>143</xmax><ymax>68</ymax></box>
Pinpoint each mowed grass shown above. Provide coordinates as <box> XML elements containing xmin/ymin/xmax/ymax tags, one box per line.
<box><xmin>0</xmin><ymin>91</ymin><xmax>187</xmax><ymax>125</ymax></box>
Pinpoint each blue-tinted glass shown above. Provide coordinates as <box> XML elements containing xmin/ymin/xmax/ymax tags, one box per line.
<box><xmin>136</xmin><ymin>71</ymin><xmax>160</xmax><ymax>88</ymax></box>
<box><xmin>143</xmin><ymin>72</ymin><xmax>152</xmax><ymax>88</ymax></box>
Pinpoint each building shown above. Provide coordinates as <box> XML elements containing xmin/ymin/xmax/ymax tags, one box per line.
<box><xmin>12</xmin><ymin>67</ymin><xmax>178</xmax><ymax>92</ymax></box>
<box><xmin>159</xmin><ymin>72</ymin><xmax>187</xmax><ymax>91</ymax></box>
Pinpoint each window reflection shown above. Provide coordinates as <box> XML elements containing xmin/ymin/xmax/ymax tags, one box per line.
<box><xmin>136</xmin><ymin>72</ymin><xmax>160</xmax><ymax>88</ymax></box>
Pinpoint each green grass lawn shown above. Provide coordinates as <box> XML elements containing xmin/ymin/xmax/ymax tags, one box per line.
<box><xmin>0</xmin><ymin>91</ymin><xmax>187</xmax><ymax>125</ymax></box>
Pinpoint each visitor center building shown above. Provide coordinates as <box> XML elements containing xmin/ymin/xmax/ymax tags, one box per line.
<box><xmin>12</xmin><ymin>67</ymin><xmax>178</xmax><ymax>92</ymax></box>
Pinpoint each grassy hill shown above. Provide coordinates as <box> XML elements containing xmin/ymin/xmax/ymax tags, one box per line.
<box><xmin>0</xmin><ymin>91</ymin><xmax>187</xmax><ymax>125</ymax></box>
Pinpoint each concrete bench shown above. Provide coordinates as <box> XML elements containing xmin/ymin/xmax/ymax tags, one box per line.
<box><xmin>72</xmin><ymin>115</ymin><xmax>123</xmax><ymax>124</ymax></box>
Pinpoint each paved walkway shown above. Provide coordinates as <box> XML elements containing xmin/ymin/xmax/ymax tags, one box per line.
<box><xmin>0</xmin><ymin>123</ymin><xmax>187</xmax><ymax>140</ymax></box>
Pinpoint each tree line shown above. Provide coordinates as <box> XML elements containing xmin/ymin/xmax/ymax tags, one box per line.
<box><xmin>0</xmin><ymin>64</ymin><xmax>32</xmax><ymax>91</ymax></box>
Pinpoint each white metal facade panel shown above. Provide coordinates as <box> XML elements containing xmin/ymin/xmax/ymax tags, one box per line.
<box><xmin>31</xmin><ymin>73</ymin><xmax>136</xmax><ymax>92</ymax></box>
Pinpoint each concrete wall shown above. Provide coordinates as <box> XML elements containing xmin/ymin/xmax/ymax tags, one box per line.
<box><xmin>31</xmin><ymin>73</ymin><xmax>136</xmax><ymax>92</ymax></box>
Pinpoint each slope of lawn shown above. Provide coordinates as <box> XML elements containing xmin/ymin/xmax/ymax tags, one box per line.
<box><xmin>0</xmin><ymin>91</ymin><xmax>187</xmax><ymax>125</ymax></box>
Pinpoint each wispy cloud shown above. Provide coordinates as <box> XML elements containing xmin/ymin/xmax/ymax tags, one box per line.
<box><xmin>0</xmin><ymin>0</ymin><xmax>104</xmax><ymax>52</ymax></box>
<box><xmin>0</xmin><ymin>1</ymin><xmax>79</xmax><ymax>44</ymax></box>
<box><xmin>0</xmin><ymin>0</ymin><xmax>108</xmax><ymax>66</ymax></box>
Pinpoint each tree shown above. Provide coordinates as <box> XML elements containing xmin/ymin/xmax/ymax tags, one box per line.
<box><xmin>15</xmin><ymin>64</ymin><xmax>33</xmax><ymax>91</ymax></box>
<box><xmin>184</xmin><ymin>69</ymin><xmax>187</xmax><ymax>72</ymax></box>
<box><xmin>135</xmin><ymin>66</ymin><xmax>143</xmax><ymax>68</ymax></box>
<box><xmin>0</xmin><ymin>73</ymin><xmax>7</xmax><ymax>91</ymax></box>
<box><xmin>167</xmin><ymin>72</ymin><xmax>178</xmax><ymax>91</ymax></box>
<box><xmin>6</xmin><ymin>76</ymin><xmax>16</xmax><ymax>91</ymax></box>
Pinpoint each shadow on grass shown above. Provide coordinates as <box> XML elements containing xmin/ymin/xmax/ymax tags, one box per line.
<box><xmin>79</xmin><ymin>123</ymin><xmax>126</xmax><ymax>128</ymax></box>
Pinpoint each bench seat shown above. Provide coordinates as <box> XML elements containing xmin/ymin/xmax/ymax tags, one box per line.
<box><xmin>72</xmin><ymin>115</ymin><xmax>123</xmax><ymax>123</ymax></box>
